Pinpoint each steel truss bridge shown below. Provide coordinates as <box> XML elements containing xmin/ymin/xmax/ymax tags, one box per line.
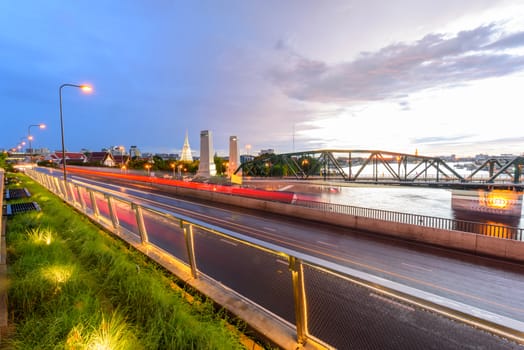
<box><xmin>239</xmin><ymin>150</ymin><xmax>524</xmax><ymax>189</ymax></box>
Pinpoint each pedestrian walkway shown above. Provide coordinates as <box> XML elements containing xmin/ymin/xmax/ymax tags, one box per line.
<box><xmin>0</xmin><ymin>218</ymin><xmax>6</xmax><ymax>336</ymax></box>
<box><xmin>0</xmin><ymin>168</ymin><xmax>7</xmax><ymax>339</ymax></box>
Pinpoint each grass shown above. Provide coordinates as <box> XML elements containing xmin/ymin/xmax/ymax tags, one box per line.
<box><xmin>2</xmin><ymin>173</ymin><xmax>252</xmax><ymax>349</ymax></box>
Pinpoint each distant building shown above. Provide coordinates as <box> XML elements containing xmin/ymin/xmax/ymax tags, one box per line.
<box><xmin>155</xmin><ymin>153</ymin><xmax>179</xmax><ymax>161</ymax></box>
<box><xmin>46</xmin><ymin>152</ymin><xmax>87</xmax><ymax>165</ymax></box>
<box><xmin>129</xmin><ymin>146</ymin><xmax>141</xmax><ymax>158</ymax></box>
<box><xmin>240</xmin><ymin>154</ymin><xmax>255</xmax><ymax>163</ymax></box>
<box><xmin>259</xmin><ymin>149</ymin><xmax>275</xmax><ymax>155</ymax></box>
<box><xmin>88</xmin><ymin>151</ymin><xmax>116</xmax><ymax>167</ymax></box>
<box><xmin>180</xmin><ymin>131</ymin><xmax>193</xmax><ymax>162</ymax></box>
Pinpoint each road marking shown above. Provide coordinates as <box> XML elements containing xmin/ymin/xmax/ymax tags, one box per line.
<box><xmin>276</xmin><ymin>259</ymin><xmax>288</xmax><ymax>265</ymax></box>
<box><xmin>401</xmin><ymin>262</ymin><xmax>432</xmax><ymax>272</ymax></box>
<box><xmin>220</xmin><ymin>239</ymin><xmax>238</xmax><ymax>247</ymax></box>
<box><xmin>369</xmin><ymin>293</ymin><xmax>415</xmax><ymax>312</ymax></box>
<box><xmin>317</xmin><ymin>240</ymin><xmax>338</xmax><ymax>248</ymax></box>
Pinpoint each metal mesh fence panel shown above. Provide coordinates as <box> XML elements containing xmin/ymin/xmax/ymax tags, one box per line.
<box><xmin>141</xmin><ymin>209</ymin><xmax>189</xmax><ymax>264</ymax></box>
<box><xmin>302</xmin><ymin>263</ymin><xmax>522</xmax><ymax>349</ymax></box>
<box><xmin>92</xmin><ymin>192</ymin><xmax>110</xmax><ymax>222</ymax></box>
<box><xmin>82</xmin><ymin>188</ymin><xmax>95</xmax><ymax>214</ymax></box>
<box><xmin>112</xmin><ymin>198</ymin><xmax>138</xmax><ymax>233</ymax></box>
<box><xmin>193</xmin><ymin>228</ymin><xmax>295</xmax><ymax>324</ymax></box>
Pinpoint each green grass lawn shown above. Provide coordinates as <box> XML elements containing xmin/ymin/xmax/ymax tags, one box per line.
<box><xmin>3</xmin><ymin>173</ymin><xmax>251</xmax><ymax>349</ymax></box>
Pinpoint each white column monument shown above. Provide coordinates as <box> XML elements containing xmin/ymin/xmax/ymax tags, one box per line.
<box><xmin>196</xmin><ymin>130</ymin><xmax>216</xmax><ymax>177</ymax></box>
<box><xmin>228</xmin><ymin>136</ymin><xmax>240</xmax><ymax>177</ymax></box>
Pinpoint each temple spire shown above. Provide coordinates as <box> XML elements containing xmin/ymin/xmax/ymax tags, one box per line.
<box><xmin>180</xmin><ymin>130</ymin><xmax>193</xmax><ymax>162</ymax></box>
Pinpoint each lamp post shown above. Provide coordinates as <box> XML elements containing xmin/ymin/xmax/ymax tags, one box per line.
<box><xmin>119</xmin><ymin>146</ymin><xmax>125</xmax><ymax>167</ymax></box>
<box><xmin>28</xmin><ymin>123</ymin><xmax>46</xmax><ymax>162</ymax></box>
<box><xmin>170</xmin><ymin>162</ymin><xmax>175</xmax><ymax>178</ymax></box>
<box><xmin>59</xmin><ymin>83</ymin><xmax>92</xmax><ymax>183</ymax></box>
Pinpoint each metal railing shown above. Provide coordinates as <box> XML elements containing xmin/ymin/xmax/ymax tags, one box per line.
<box><xmin>294</xmin><ymin>199</ymin><xmax>524</xmax><ymax>241</ymax></box>
<box><xmin>26</xmin><ymin>170</ymin><xmax>524</xmax><ymax>349</ymax></box>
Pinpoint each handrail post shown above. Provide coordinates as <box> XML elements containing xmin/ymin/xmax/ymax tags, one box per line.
<box><xmin>76</xmin><ymin>185</ymin><xmax>86</xmax><ymax>212</ymax></box>
<box><xmin>105</xmin><ymin>194</ymin><xmax>120</xmax><ymax>230</ymax></box>
<box><xmin>182</xmin><ymin>222</ymin><xmax>198</xmax><ymax>278</ymax></box>
<box><xmin>88</xmin><ymin>190</ymin><xmax>100</xmax><ymax>218</ymax></box>
<box><xmin>66</xmin><ymin>182</ymin><xmax>76</xmax><ymax>204</ymax></box>
<box><xmin>289</xmin><ymin>256</ymin><xmax>308</xmax><ymax>345</ymax></box>
<box><xmin>132</xmin><ymin>203</ymin><xmax>149</xmax><ymax>244</ymax></box>
<box><xmin>53</xmin><ymin>177</ymin><xmax>63</xmax><ymax>197</ymax></box>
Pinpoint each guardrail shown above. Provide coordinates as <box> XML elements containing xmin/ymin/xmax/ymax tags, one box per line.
<box><xmin>60</xmin><ymin>166</ymin><xmax>524</xmax><ymax>241</ymax></box>
<box><xmin>293</xmin><ymin>199</ymin><xmax>524</xmax><ymax>241</ymax></box>
<box><xmin>26</xmin><ymin>170</ymin><xmax>524</xmax><ymax>349</ymax></box>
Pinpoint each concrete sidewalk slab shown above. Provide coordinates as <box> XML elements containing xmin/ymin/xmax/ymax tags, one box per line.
<box><xmin>1</xmin><ymin>215</ymin><xmax>8</xmax><ymax>340</ymax></box>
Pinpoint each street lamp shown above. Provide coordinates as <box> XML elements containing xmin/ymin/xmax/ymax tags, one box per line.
<box><xmin>119</xmin><ymin>146</ymin><xmax>125</xmax><ymax>167</ymax></box>
<box><xmin>28</xmin><ymin>123</ymin><xmax>46</xmax><ymax>162</ymax></box>
<box><xmin>170</xmin><ymin>163</ymin><xmax>175</xmax><ymax>178</ymax></box>
<box><xmin>59</xmin><ymin>83</ymin><xmax>92</xmax><ymax>183</ymax></box>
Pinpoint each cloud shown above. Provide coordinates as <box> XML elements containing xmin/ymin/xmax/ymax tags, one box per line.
<box><xmin>412</xmin><ymin>135</ymin><xmax>477</xmax><ymax>144</ymax></box>
<box><xmin>271</xmin><ymin>23</ymin><xmax>524</xmax><ymax>103</ymax></box>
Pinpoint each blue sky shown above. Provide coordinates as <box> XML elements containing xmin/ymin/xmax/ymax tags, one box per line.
<box><xmin>2</xmin><ymin>1</ymin><xmax>524</xmax><ymax>157</ymax></box>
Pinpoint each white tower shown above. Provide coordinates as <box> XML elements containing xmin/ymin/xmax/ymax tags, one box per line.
<box><xmin>196</xmin><ymin>130</ymin><xmax>216</xmax><ymax>177</ymax></box>
<box><xmin>180</xmin><ymin>131</ymin><xmax>193</xmax><ymax>162</ymax></box>
<box><xmin>228</xmin><ymin>136</ymin><xmax>240</xmax><ymax>177</ymax></box>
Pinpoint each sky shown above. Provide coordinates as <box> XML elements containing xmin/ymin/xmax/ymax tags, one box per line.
<box><xmin>2</xmin><ymin>1</ymin><xmax>524</xmax><ymax>158</ymax></box>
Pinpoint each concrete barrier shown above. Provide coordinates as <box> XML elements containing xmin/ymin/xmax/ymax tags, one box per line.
<box><xmin>151</xmin><ymin>182</ymin><xmax>524</xmax><ymax>263</ymax></box>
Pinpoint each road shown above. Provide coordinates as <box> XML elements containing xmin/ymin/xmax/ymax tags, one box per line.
<box><xmin>37</xmin><ymin>168</ymin><xmax>524</xmax><ymax>348</ymax></box>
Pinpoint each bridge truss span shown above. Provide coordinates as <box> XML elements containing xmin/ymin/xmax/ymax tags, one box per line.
<box><xmin>239</xmin><ymin>149</ymin><xmax>524</xmax><ymax>188</ymax></box>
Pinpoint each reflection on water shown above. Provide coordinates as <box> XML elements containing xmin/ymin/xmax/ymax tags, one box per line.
<box><xmin>317</xmin><ymin>185</ymin><xmax>524</xmax><ymax>229</ymax></box>
<box><xmin>452</xmin><ymin>210</ymin><xmax>522</xmax><ymax>239</ymax></box>
<box><xmin>246</xmin><ymin>180</ymin><xmax>524</xmax><ymax>229</ymax></box>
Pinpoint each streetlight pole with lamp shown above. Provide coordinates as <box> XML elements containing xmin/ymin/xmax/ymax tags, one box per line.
<box><xmin>28</xmin><ymin>123</ymin><xmax>46</xmax><ymax>162</ymax></box>
<box><xmin>119</xmin><ymin>146</ymin><xmax>125</xmax><ymax>168</ymax></box>
<box><xmin>170</xmin><ymin>162</ymin><xmax>176</xmax><ymax>178</ymax></box>
<box><xmin>59</xmin><ymin>83</ymin><xmax>92</xmax><ymax>183</ymax></box>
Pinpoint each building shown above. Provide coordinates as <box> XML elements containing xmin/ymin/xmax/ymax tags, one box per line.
<box><xmin>46</xmin><ymin>152</ymin><xmax>87</xmax><ymax>165</ymax></box>
<box><xmin>180</xmin><ymin>131</ymin><xmax>193</xmax><ymax>162</ymax></box>
<box><xmin>87</xmin><ymin>151</ymin><xmax>116</xmax><ymax>167</ymax></box>
<box><xmin>259</xmin><ymin>149</ymin><xmax>275</xmax><ymax>155</ymax></box>
<box><xmin>129</xmin><ymin>146</ymin><xmax>141</xmax><ymax>158</ymax></box>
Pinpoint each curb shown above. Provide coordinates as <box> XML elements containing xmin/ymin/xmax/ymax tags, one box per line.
<box><xmin>0</xmin><ymin>217</ymin><xmax>7</xmax><ymax>328</ymax></box>
<box><xmin>1</xmin><ymin>168</ymin><xmax>8</xmax><ymax>341</ymax></box>
<box><xmin>0</xmin><ymin>214</ymin><xmax>7</xmax><ymax>341</ymax></box>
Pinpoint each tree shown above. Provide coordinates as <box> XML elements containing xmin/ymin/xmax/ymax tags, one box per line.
<box><xmin>0</xmin><ymin>151</ymin><xmax>7</xmax><ymax>170</ymax></box>
<box><xmin>214</xmin><ymin>155</ymin><xmax>227</xmax><ymax>175</ymax></box>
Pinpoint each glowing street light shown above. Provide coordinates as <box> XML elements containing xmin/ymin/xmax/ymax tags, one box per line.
<box><xmin>59</xmin><ymin>83</ymin><xmax>92</xmax><ymax>183</ymax></box>
<box><xmin>28</xmin><ymin>123</ymin><xmax>46</xmax><ymax>161</ymax></box>
<box><xmin>119</xmin><ymin>145</ymin><xmax>125</xmax><ymax>167</ymax></box>
<box><xmin>170</xmin><ymin>162</ymin><xmax>175</xmax><ymax>178</ymax></box>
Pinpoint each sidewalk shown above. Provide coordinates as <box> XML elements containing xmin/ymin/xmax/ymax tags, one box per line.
<box><xmin>0</xmin><ymin>168</ymin><xmax>7</xmax><ymax>340</ymax></box>
<box><xmin>1</xmin><ymin>205</ymin><xmax>7</xmax><ymax>339</ymax></box>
